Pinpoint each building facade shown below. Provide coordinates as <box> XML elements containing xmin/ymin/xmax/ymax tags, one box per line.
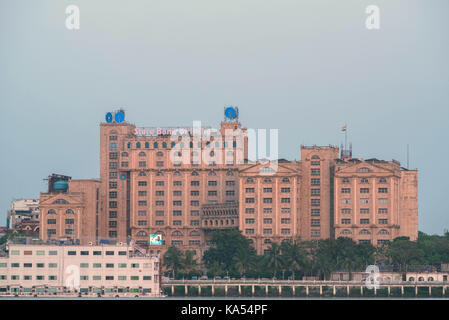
<box><xmin>0</xmin><ymin>244</ymin><xmax>160</xmax><ymax>296</ymax></box>
<box><xmin>39</xmin><ymin>109</ymin><xmax>419</xmax><ymax>255</ymax></box>
<box><xmin>7</xmin><ymin>199</ymin><xmax>40</xmax><ymax>236</ymax></box>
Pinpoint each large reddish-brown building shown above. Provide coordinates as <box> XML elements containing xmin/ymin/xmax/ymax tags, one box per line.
<box><xmin>39</xmin><ymin>109</ymin><xmax>418</xmax><ymax>255</ymax></box>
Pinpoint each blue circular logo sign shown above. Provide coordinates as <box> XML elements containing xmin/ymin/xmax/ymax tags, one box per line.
<box><xmin>105</xmin><ymin>112</ymin><xmax>113</xmax><ymax>123</ymax></box>
<box><xmin>225</xmin><ymin>107</ymin><xmax>237</xmax><ymax>119</ymax></box>
<box><xmin>115</xmin><ymin>111</ymin><xmax>125</xmax><ymax>123</ymax></box>
<box><xmin>120</xmin><ymin>174</ymin><xmax>127</xmax><ymax>181</ymax></box>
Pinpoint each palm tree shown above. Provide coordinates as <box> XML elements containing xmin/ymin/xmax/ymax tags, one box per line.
<box><xmin>233</xmin><ymin>248</ymin><xmax>255</xmax><ymax>278</ymax></box>
<box><xmin>281</xmin><ymin>241</ymin><xmax>307</xmax><ymax>280</ymax></box>
<box><xmin>265</xmin><ymin>242</ymin><xmax>283</xmax><ymax>279</ymax></box>
<box><xmin>163</xmin><ymin>246</ymin><xmax>184</xmax><ymax>279</ymax></box>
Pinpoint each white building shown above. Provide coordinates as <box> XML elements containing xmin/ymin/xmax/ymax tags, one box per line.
<box><xmin>7</xmin><ymin>199</ymin><xmax>40</xmax><ymax>230</ymax></box>
<box><xmin>0</xmin><ymin>243</ymin><xmax>161</xmax><ymax>297</ymax></box>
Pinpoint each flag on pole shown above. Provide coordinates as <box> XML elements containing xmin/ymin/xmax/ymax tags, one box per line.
<box><xmin>341</xmin><ymin>125</ymin><xmax>347</xmax><ymax>132</ymax></box>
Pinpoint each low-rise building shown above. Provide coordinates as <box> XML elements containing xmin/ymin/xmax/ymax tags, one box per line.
<box><xmin>0</xmin><ymin>243</ymin><xmax>161</xmax><ymax>297</ymax></box>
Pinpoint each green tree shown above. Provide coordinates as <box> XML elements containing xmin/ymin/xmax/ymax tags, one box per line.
<box><xmin>182</xmin><ymin>250</ymin><xmax>198</xmax><ymax>275</ymax></box>
<box><xmin>233</xmin><ymin>247</ymin><xmax>256</xmax><ymax>278</ymax></box>
<box><xmin>264</xmin><ymin>242</ymin><xmax>283</xmax><ymax>279</ymax></box>
<box><xmin>163</xmin><ymin>246</ymin><xmax>184</xmax><ymax>279</ymax></box>
<box><xmin>281</xmin><ymin>240</ymin><xmax>308</xmax><ymax>280</ymax></box>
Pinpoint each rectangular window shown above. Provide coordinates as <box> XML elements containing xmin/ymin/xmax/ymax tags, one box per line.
<box><xmin>311</xmin><ymin>219</ymin><xmax>320</xmax><ymax>226</ymax></box>
<box><xmin>263</xmin><ymin>188</ymin><xmax>272</xmax><ymax>193</ymax></box>
<box><xmin>311</xmin><ymin>209</ymin><xmax>320</xmax><ymax>216</ymax></box>
<box><xmin>263</xmin><ymin>218</ymin><xmax>272</xmax><ymax>224</ymax></box>
<box><xmin>190</xmin><ymin>210</ymin><xmax>200</xmax><ymax>216</ymax></box>
<box><xmin>360</xmin><ymin>208</ymin><xmax>370</xmax><ymax>214</ymax></box>
<box><xmin>281</xmin><ymin>188</ymin><xmax>291</xmax><ymax>193</ymax></box>
<box><xmin>138</xmin><ymin>181</ymin><xmax>147</xmax><ymax>187</ymax></box>
<box><xmin>208</xmin><ymin>181</ymin><xmax>217</xmax><ymax>186</ymax></box>
<box><xmin>281</xmin><ymin>198</ymin><xmax>290</xmax><ymax>203</ymax></box>
<box><xmin>109</xmin><ymin>181</ymin><xmax>117</xmax><ymax>189</ymax></box>
<box><xmin>360</xmin><ymin>188</ymin><xmax>370</xmax><ymax>194</ymax></box>
<box><xmin>281</xmin><ymin>228</ymin><xmax>291</xmax><ymax>235</ymax></box>
<box><xmin>311</xmin><ymin>168</ymin><xmax>320</xmax><ymax>176</ymax></box>
<box><xmin>311</xmin><ymin>199</ymin><xmax>320</xmax><ymax>206</ymax></box>
<box><xmin>245</xmin><ymin>188</ymin><xmax>255</xmax><ymax>193</ymax></box>
<box><xmin>360</xmin><ymin>198</ymin><xmax>369</xmax><ymax>204</ymax></box>
<box><xmin>191</xmin><ymin>181</ymin><xmax>200</xmax><ymax>186</ymax></box>
<box><xmin>263</xmin><ymin>229</ymin><xmax>272</xmax><ymax>235</ymax></box>
<box><xmin>379</xmin><ymin>219</ymin><xmax>388</xmax><ymax>224</ymax></box>
<box><xmin>341</xmin><ymin>188</ymin><xmax>351</xmax><ymax>194</ymax></box>
<box><xmin>245</xmin><ymin>229</ymin><xmax>254</xmax><ymax>235</ymax></box>
<box><xmin>378</xmin><ymin>188</ymin><xmax>388</xmax><ymax>193</ymax></box>
<box><xmin>138</xmin><ymin>191</ymin><xmax>147</xmax><ymax>196</ymax></box>
<box><xmin>281</xmin><ymin>218</ymin><xmax>291</xmax><ymax>224</ymax></box>
<box><xmin>109</xmin><ymin>211</ymin><xmax>117</xmax><ymax>218</ymax></box>
<box><xmin>155</xmin><ymin>190</ymin><xmax>164</xmax><ymax>196</ymax></box>
<box><xmin>341</xmin><ymin>219</ymin><xmax>351</xmax><ymax>224</ymax></box>
<box><xmin>263</xmin><ymin>198</ymin><xmax>272</xmax><ymax>203</ymax></box>
<box><xmin>311</xmin><ymin>178</ymin><xmax>320</xmax><ymax>186</ymax></box>
<box><xmin>173</xmin><ymin>200</ymin><xmax>182</xmax><ymax>206</ymax></box>
<box><xmin>378</xmin><ymin>208</ymin><xmax>388</xmax><ymax>214</ymax></box>
<box><xmin>173</xmin><ymin>190</ymin><xmax>182</xmax><ymax>196</ymax></box>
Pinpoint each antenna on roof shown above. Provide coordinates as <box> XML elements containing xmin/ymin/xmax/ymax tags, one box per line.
<box><xmin>407</xmin><ymin>144</ymin><xmax>410</xmax><ymax>169</ymax></box>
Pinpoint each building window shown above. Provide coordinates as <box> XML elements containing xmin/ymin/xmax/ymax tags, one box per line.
<box><xmin>360</xmin><ymin>198</ymin><xmax>369</xmax><ymax>204</ymax></box>
<box><xmin>311</xmin><ymin>219</ymin><xmax>320</xmax><ymax>226</ymax></box>
<box><xmin>245</xmin><ymin>229</ymin><xmax>254</xmax><ymax>235</ymax></box>
<box><xmin>341</xmin><ymin>188</ymin><xmax>351</xmax><ymax>194</ymax></box>
<box><xmin>245</xmin><ymin>198</ymin><xmax>255</xmax><ymax>203</ymax></box>
<box><xmin>155</xmin><ymin>201</ymin><xmax>164</xmax><ymax>206</ymax></box>
<box><xmin>245</xmin><ymin>208</ymin><xmax>255</xmax><ymax>214</ymax></box>
<box><xmin>263</xmin><ymin>218</ymin><xmax>272</xmax><ymax>224</ymax></box>
<box><xmin>311</xmin><ymin>209</ymin><xmax>320</xmax><ymax>216</ymax></box>
<box><xmin>281</xmin><ymin>198</ymin><xmax>290</xmax><ymax>203</ymax></box>
<box><xmin>138</xmin><ymin>181</ymin><xmax>147</xmax><ymax>187</ymax></box>
<box><xmin>311</xmin><ymin>199</ymin><xmax>320</xmax><ymax>206</ymax></box>
<box><xmin>341</xmin><ymin>208</ymin><xmax>351</xmax><ymax>214</ymax></box>
<box><xmin>109</xmin><ymin>231</ymin><xmax>117</xmax><ymax>238</ymax></box>
<box><xmin>360</xmin><ymin>208</ymin><xmax>369</xmax><ymax>214</ymax></box>
<box><xmin>379</xmin><ymin>219</ymin><xmax>388</xmax><ymax>224</ymax></box>
<box><xmin>263</xmin><ymin>198</ymin><xmax>272</xmax><ymax>204</ymax></box>
<box><xmin>109</xmin><ymin>191</ymin><xmax>117</xmax><ymax>198</ymax></box>
<box><xmin>378</xmin><ymin>188</ymin><xmax>388</xmax><ymax>193</ymax></box>
<box><xmin>360</xmin><ymin>188</ymin><xmax>370</xmax><ymax>194</ymax></box>
<box><xmin>378</xmin><ymin>208</ymin><xmax>388</xmax><ymax>214</ymax></box>
<box><xmin>311</xmin><ymin>169</ymin><xmax>320</xmax><ymax>176</ymax></box>
<box><xmin>379</xmin><ymin>178</ymin><xmax>387</xmax><ymax>183</ymax></box>
<box><xmin>281</xmin><ymin>218</ymin><xmax>291</xmax><ymax>224</ymax></box>
<box><xmin>47</xmin><ymin>219</ymin><xmax>56</xmax><ymax>225</ymax></box>
<box><xmin>281</xmin><ymin>228</ymin><xmax>291</xmax><ymax>235</ymax></box>
<box><xmin>360</xmin><ymin>219</ymin><xmax>370</xmax><ymax>224</ymax></box>
<box><xmin>311</xmin><ymin>178</ymin><xmax>320</xmax><ymax>186</ymax></box>
<box><xmin>341</xmin><ymin>219</ymin><xmax>351</xmax><ymax>224</ymax></box>
<box><xmin>263</xmin><ymin>208</ymin><xmax>272</xmax><ymax>214</ymax></box>
<box><xmin>263</xmin><ymin>229</ymin><xmax>272</xmax><ymax>235</ymax></box>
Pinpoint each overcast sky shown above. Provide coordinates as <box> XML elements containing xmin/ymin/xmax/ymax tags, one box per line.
<box><xmin>1</xmin><ymin>0</ymin><xmax>448</xmax><ymax>234</ymax></box>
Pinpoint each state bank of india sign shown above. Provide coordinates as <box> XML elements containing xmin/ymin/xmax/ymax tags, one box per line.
<box><xmin>134</xmin><ymin>127</ymin><xmax>213</xmax><ymax>137</ymax></box>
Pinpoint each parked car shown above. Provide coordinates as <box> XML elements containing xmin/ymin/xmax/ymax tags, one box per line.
<box><xmin>215</xmin><ymin>276</ymin><xmax>222</xmax><ymax>280</ymax></box>
<box><xmin>200</xmin><ymin>276</ymin><xmax>208</xmax><ymax>280</ymax></box>
<box><xmin>191</xmin><ymin>276</ymin><xmax>198</xmax><ymax>280</ymax></box>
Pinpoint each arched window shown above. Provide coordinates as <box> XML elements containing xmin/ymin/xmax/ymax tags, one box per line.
<box><xmin>65</xmin><ymin>209</ymin><xmax>74</xmax><ymax>214</ymax></box>
<box><xmin>428</xmin><ymin>277</ymin><xmax>434</xmax><ymax>281</ymax></box>
<box><xmin>246</xmin><ymin>178</ymin><xmax>254</xmax><ymax>183</ymax></box>
<box><xmin>418</xmin><ymin>277</ymin><xmax>424</xmax><ymax>282</ymax></box>
<box><xmin>191</xmin><ymin>171</ymin><xmax>199</xmax><ymax>176</ymax></box>
<box><xmin>359</xmin><ymin>229</ymin><xmax>371</xmax><ymax>235</ymax></box>
<box><xmin>189</xmin><ymin>230</ymin><xmax>200</xmax><ymax>236</ymax></box>
<box><xmin>121</xmin><ymin>152</ymin><xmax>129</xmax><ymax>157</ymax></box>
<box><xmin>282</xmin><ymin>178</ymin><xmax>290</xmax><ymax>183</ymax></box>
<box><xmin>154</xmin><ymin>142</ymin><xmax>158</xmax><ymax>149</ymax></box>
<box><xmin>156</xmin><ymin>171</ymin><xmax>164</xmax><ymax>177</ymax></box>
<box><xmin>379</xmin><ymin>178</ymin><xmax>387</xmax><ymax>183</ymax></box>
<box><xmin>48</xmin><ymin>209</ymin><xmax>56</xmax><ymax>214</ymax></box>
<box><xmin>311</xmin><ymin>155</ymin><xmax>320</xmax><ymax>160</ymax></box>
<box><xmin>138</xmin><ymin>151</ymin><xmax>146</xmax><ymax>157</ymax></box>
<box><xmin>263</xmin><ymin>178</ymin><xmax>272</xmax><ymax>183</ymax></box>
<box><xmin>137</xmin><ymin>231</ymin><xmax>148</xmax><ymax>237</ymax></box>
<box><xmin>156</xmin><ymin>151</ymin><xmax>163</xmax><ymax>157</ymax></box>
<box><xmin>264</xmin><ymin>239</ymin><xmax>271</xmax><ymax>244</ymax></box>
<box><xmin>138</xmin><ymin>171</ymin><xmax>146</xmax><ymax>177</ymax></box>
<box><xmin>208</xmin><ymin>171</ymin><xmax>216</xmax><ymax>176</ymax></box>
<box><xmin>361</xmin><ymin>178</ymin><xmax>369</xmax><ymax>183</ymax></box>
<box><xmin>226</xmin><ymin>171</ymin><xmax>234</xmax><ymax>176</ymax></box>
<box><xmin>174</xmin><ymin>171</ymin><xmax>181</xmax><ymax>177</ymax></box>
<box><xmin>408</xmin><ymin>277</ymin><xmax>415</xmax><ymax>282</ymax></box>
<box><xmin>341</xmin><ymin>229</ymin><xmax>352</xmax><ymax>235</ymax></box>
<box><xmin>162</xmin><ymin>142</ymin><xmax>167</xmax><ymax>149</ymax></box>
<box><xmin>155</xmin><ymin>231</ymin><xmax>165</xmax><ymax>236</ymax></box>
<box><xmin>136</xmin><ymin>142</ymin><xmax>141</xmax><ymax>149</ymax></box>
<box><xmin>145</xmin><ymin>142</ymin><xmax>149</xmax><ymax>149</ymax></box>
<box><xmin>110</xmin><ymin>130</ymin><xmax>118</xmax><ymax>134</ymax></box>
<box><xmin>172</xmin><ymin>230</ymin><xmax>183</xmax><ymax>237</ymax></box>
<box><xmin>357</xmin><ymin>167</ymin><xmax>371</xmax><ymax>173</ymax></box>
<box><xmin>53</xmin><ymin>199</ymin><xmax>68</xmax><ymax>204</ymax></box>
<box><xmin>378</xmin><ymin>229</ymin><xmax>389</xmax><ymax>235</ymax></box>
<box><xmin>342</xmin><ymin>178</ymin><xmax>350</xmax><ymax>183</ymax></box>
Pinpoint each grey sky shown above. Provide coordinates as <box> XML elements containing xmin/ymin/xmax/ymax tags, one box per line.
<box><xmin>1</xmin><ymin>0</ymin><xmax>448</xmax><ymax>234</ymax></box>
